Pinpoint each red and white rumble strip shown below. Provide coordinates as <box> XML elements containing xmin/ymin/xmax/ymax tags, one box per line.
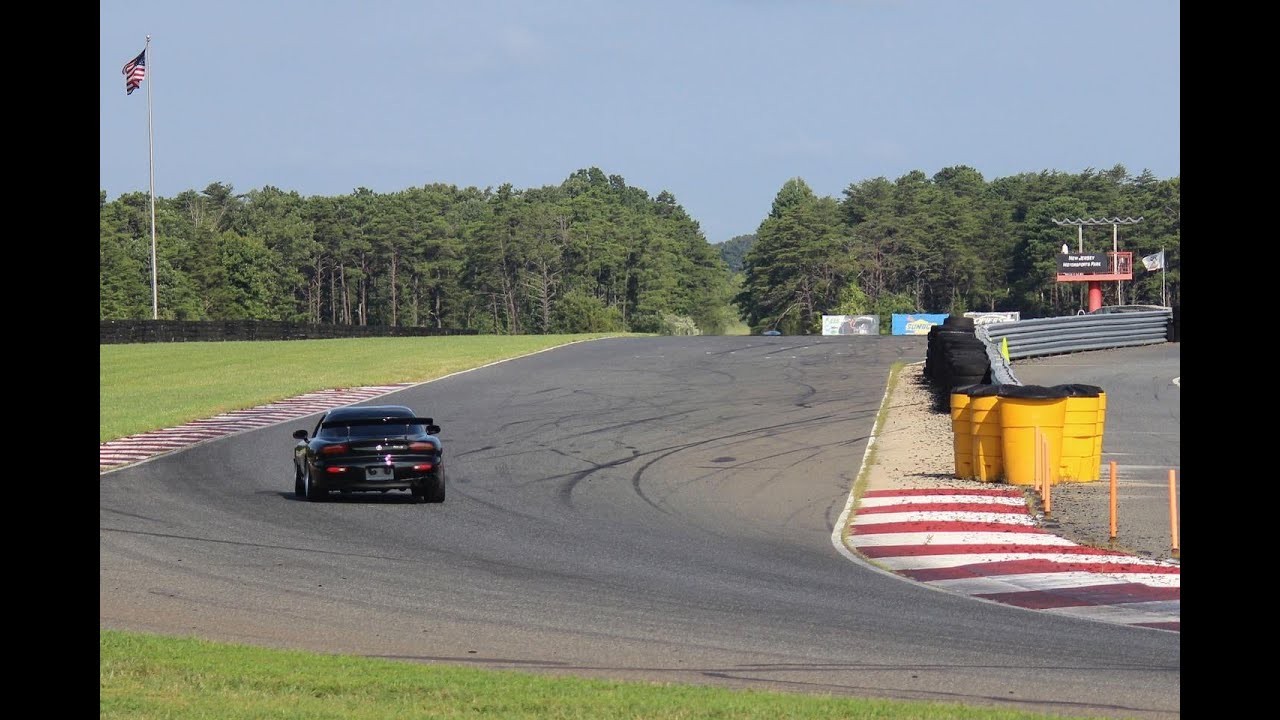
<box><xmin>99</xmin><ymin>383</ymin><xmax>416</xmax><ymax>471</ymax></box>
<box><xmin>847</xmin><ymin>488</ymin><xmax>1180</xmax><ymax>632</ymax></box>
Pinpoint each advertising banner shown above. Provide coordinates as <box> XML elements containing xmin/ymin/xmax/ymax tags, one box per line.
<box><xmin>891</xmin><ymin>313</ymin><xmax>948</xmax><ymax>335</ymax></box>
<box><xmin>821</xmin><ymin>315</ymin><xmax>880</xmax><ymax>336</ymax></box>
<box><xmin>963</xmin><ymin>311</ymin><xmax>1020</xmax><ymax>326</ymax></box>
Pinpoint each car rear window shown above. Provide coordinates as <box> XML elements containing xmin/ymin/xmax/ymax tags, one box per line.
<box><xmin>319</xmin><ymin>421</ymin><xmax>425</xmax><ymax>439</ymax></box>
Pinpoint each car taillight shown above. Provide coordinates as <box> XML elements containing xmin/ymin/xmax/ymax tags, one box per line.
<box><xmin>320</xmin><ymin>444</ymin><xmax>349</xmax><ymax>456</ymax></box>
<box><xmin>412</xmin><ymin>463</ymin><xmax>434</xmax><ymax>471</ymax></box>
<box><xmin>409</xmin><ymin>442</ymin><xmax>436</xmax><ymax>452</ymax></box>
<box><xmin>326</xmin><ymin>467</ymin><xmax>348</xmax><ymax>474</ymax></box>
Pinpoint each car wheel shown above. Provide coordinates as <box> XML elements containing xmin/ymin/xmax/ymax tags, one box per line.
<box><xmin>303</xmin><ymin>466</ymin><xmax>328</xmax><ymax>502</ymax></box>
<box><xmin>294</xmin><ymin>465</ymin><xmax>305</xmax><ymax>498</ymax></box>
<box><xmin>417</xmin><ymin>471</ymin><xmax>446</xmax><ymax>503</ymax></box>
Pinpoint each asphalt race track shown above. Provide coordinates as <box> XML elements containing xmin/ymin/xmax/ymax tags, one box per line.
<box><xmin>100</xmin><ymin>336</ymin><xmax>1180</xmax><ymax>719</ymax></box>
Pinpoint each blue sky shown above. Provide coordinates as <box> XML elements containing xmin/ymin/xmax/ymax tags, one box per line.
<box><xmin>100</xmin><ymin>0</ymin><xmax>1180</xmax><ymax>244</ymax></box>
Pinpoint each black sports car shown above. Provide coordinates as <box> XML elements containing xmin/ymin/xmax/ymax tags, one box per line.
<box><xmin>292</xmin><ymin>405</ymin><xmax>445</xmax><ymax>503</ymax></box>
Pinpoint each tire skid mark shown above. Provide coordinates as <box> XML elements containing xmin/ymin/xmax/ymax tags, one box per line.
<box><xmin>100</xmin><ymin>525</ymin><xmax>417</xmax><ymax>563</ymax></box>
<box><xmin>692</xmin><ymin>367</ymin><xmax>737</xmax><ymax>384</ymax></box>
<box><xmin>556</xmin><ymin>451</ymin><xmax>648</xmax><ymax>507</ymax></box>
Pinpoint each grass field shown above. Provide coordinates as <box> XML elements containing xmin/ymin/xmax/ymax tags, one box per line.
<box><xmin>99</xmin><ymin>334</ymin><xmax>626</xmax><ymax>443</ymax></box>
<box><xmin>100</xmin><ymin>630</ymin><xmax>1070</xmax><ymax>720</ymax></box>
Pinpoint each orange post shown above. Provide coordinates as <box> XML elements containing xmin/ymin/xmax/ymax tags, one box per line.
<box><xmin>1169</xmin><ymin>469</ymin><xmax>1179</xmax><ymax>553</ymax></box>
<box><xmin>1042</xmin><ymin>432</ymin><xmax>1052</xmax><ymax>516</ymax></box>
<box><xmin>1109</xmin><ymin>461</ymin><xmax>1118</xmax><ymax>539</ymax></box>
<box><xmin>1033</xmin><ymin>428</ymin><xmax>1047</xmax><ymax>514</ymax></box>
<box><xmin>1034</xmin><ymin>428</ymin><xmax>1042</xmax><ymax>497</ymax></box>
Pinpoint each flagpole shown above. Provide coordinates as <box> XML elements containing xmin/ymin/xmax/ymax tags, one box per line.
<box><xmin>145</xmin><ymin>35</ymin><xmax>158</xmax><ymax>320</ymax></box>
<box><xmin>1161</xmin><ymin>246</ymin><xmax>1166</xmax><ymax>307</ymax></box>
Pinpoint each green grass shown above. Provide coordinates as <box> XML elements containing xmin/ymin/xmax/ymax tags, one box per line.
<box><xmin>99</xmin><ymin>335</ymin><xmax>627</xmax><ymax>443</ymax></box>
<box><xmin>100</xmin><ymin>630</ymin><xmax>1072</xmax><ymax>719</ymax></box>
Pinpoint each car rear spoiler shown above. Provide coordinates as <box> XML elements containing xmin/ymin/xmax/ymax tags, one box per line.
<box><xmin>320</xmin><ymin>417</ymin><xmax>436</xmax><ymax>430</ymax></box>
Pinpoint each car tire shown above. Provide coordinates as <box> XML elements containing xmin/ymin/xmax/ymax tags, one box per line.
<box><xmin>294</xmin><ymin>465</ymin><xmax>305</xmax><ymax>498</ymax></box>
<box><xmin>417</xmin><ymin>471</ymin><xmax>446</xmax><ymax>503</ymax></box>
<box><xmin>303</xmin><ymin>466</ymin><xmax>328</xmax><ymax>502</ymax></box>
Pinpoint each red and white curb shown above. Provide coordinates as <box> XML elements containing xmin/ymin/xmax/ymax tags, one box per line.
<box><xmin>846</xmin><ymin>488</ymin><xmax>1180</xmax><ymax>632</ymax></box>
<box><xmin>100</xmin><ymin>383</ymin><xmax>416</xmax><ymax>471</ymax></box>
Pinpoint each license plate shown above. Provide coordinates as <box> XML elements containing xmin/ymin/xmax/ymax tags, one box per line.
<box><xmin>366</xmin><ymin>466</ymin><xmax>395</xmax><ymax>481</ymax></box>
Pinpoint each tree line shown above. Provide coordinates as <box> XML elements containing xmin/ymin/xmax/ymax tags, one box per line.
<box><xmin>100</xmin><ymin>168</ymin><xmax>734</xmax><ymax>335</ymax></box>
<box><xmin>735</xmin><ymin>164</ymin><xmax>1178</xmax><ymax>334</ymax></box>
<box><xmin>100</xmin><ymin>164</ymin><xmax>1178</xmax><ymax>335</ymax></box>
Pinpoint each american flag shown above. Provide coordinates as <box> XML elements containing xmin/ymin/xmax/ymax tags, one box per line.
<box><xmin>122</xmin><ymin>49</ymin><xmax>146</xmax><ymax>95</ymax></box>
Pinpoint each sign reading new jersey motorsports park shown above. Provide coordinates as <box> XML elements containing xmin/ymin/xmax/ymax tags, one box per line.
<box><xmin>1056</xmin><ymin>253</ymin><xmax>1106</xmax><ymax>273</ymax></box>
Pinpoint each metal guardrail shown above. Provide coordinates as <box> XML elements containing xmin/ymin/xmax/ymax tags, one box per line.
<box><xmin>980</xmin><ymin>309</ymin><xmax>1172</xmax><ymax>361</ymax></box>
<box><xmin>976</xmin><ymin>324</ymin><xmax>1020</xmax><ymax>385</ymax></box>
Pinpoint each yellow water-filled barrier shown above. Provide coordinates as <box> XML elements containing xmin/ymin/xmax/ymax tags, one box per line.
<box><xmin>968</xmin><ymin>386</ymin><xmax>1003</xmax><ymax>482</ymax></box>
<box><xmin>1054</xmin><ymin>384</ymin><xmax>1104</xmax><ymax>481</ymax></box>
<box><xmin>997</xmin><ymin>385</ymin><xmax>1068</xmax><ymax>486</ymax></box>
<box><xmin>950</xmin><ymin>386</ymin><xmax>979</xmax><ymax>478</ymax></box>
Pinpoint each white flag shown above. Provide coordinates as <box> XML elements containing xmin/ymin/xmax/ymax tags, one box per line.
<box><xmin>1141</xmin><ymin>251</ymin><xmax>1164</xmax><ymax>271</ymax></box>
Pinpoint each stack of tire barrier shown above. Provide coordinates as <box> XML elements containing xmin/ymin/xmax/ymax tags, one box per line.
<box><xmin>924</xmin><ymin>315</ymin><xmax>992</xmax><ymax>411</ymax></box>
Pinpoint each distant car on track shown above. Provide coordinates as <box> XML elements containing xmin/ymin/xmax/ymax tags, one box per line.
<box><xmin>292</xmin><ymin>405</ymin><xmax>444</xmax><ymax>503</ymax></box>
<box><xmin>762</xmin><ymin>329</ymin><xmax>782</xmax><ymax>336</ymax></box>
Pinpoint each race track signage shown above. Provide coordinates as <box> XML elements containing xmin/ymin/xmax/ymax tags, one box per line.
<box><xmin>1056</xmin><ymin>253</ymin><xmax>1106</xmax><ymax>273</ymax></box>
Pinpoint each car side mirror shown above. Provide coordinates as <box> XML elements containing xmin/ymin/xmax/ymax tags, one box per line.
<box><xmin>427</xmin><ymin>424</ymin><xmax>441</xmax><ymax>435</ymax></box>
<box><xmin>292</xmin><ymin>429</ymin><xmax>308</xmax><ymax>440</ymax></box>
